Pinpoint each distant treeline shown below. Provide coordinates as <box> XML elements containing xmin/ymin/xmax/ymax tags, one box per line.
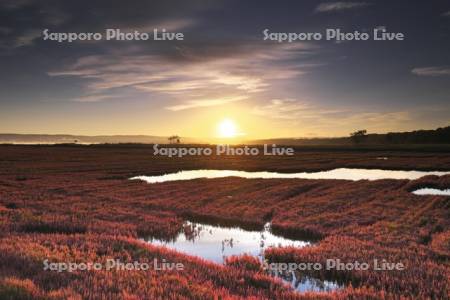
<box><xmin>252</xmin><ymin>126</ymin><xmax>450</xmax><ymax>145</ymax></box>
<box><xmin>367</xmin><ymin>126</ymin><xmax>450</xmax><ymax>144</ymax></box>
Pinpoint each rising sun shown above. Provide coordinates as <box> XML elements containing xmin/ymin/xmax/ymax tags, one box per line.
<box><xmin>217</xmin><ymin>118</ymin><xmax>238</xmax><ymax>138</ymax></box>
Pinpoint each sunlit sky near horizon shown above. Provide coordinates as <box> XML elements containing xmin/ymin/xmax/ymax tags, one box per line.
<box><xmin>0</xmin><ymin>0</ymin><xmax>449</xmax><ymax>139</ymax></box>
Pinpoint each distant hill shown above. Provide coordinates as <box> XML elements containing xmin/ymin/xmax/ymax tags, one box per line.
<box><xmin>249</xmin><ymin>126</ymin><xmax>450</xmax><ymax>146</ymax></box>
<box><xmin>0</xmin><ymin>134</ymin><xmax>201</xmax><ymax>145</ymax></box>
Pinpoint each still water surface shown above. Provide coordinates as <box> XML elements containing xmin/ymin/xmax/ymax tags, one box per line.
<box><xmin>412</xmin><ymin>188</ymin><xmax>450</xmax><ymax>196</ymax></box>
<box><xmin>141</xmin><ymin>221</ymin><xmax>341</xmax><ymax>292</ymax></box>
<box><xmin>131</xmin><ymin>168</ymin><xmax>450</xmax><ymax>183</ymax></box>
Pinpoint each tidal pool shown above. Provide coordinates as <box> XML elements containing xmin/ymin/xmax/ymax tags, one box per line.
<box><xmin>131</xmin><ymin>168</ymin><xmax>450</xmax><ymax>183</ymax></box>
<box><xmin>412</xmin><ymin>188</ymin><xmax>450</xmax><ymax>196</ymax></box>
<box><xmin>141</xmin><ymin>221</ymin><xmax>341</xmax><ymax>292</ymax></box>
<box><xmin>142</xmin><ymin>221</ymin><xmax>309</xmax><ymax>263</ymax></box>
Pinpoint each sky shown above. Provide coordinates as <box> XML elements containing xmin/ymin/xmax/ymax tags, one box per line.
<box><xmin>0</xmin><ymin>0</ymin><xmax>449</xmax><ymax>139</ymax></box>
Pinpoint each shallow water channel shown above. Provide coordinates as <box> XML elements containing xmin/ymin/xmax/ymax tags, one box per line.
<box><xmin>131</xmin><ymin>168</ymin><xmax>450</xmax><ymax>183</ymax></box>
<box><xmin>412</xmin><ymin>188</ymin><xmax>450</xmax><ymax>196</ymax></box>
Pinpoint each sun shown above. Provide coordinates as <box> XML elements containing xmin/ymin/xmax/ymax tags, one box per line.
<box><xmin>217</xmin><ymin>119</ymin><xmax>238</xmax><ymax>138</ymax></box>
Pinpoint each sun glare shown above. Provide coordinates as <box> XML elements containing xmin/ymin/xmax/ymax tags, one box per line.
<box><xmin>217</xmin><ymin>119</ymin><xmax>238</xmax><ymax>138</ymax></box>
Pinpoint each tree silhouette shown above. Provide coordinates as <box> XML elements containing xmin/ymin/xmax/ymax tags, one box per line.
<box><xmin>168</xmin><ymin>135</ymin><xmax>181</xmax><ymax>144</ymax></box>
<box><xmin>350</xmin><ymin>130</ymin><xmax>367</xmax><ymax>144</ymax></box>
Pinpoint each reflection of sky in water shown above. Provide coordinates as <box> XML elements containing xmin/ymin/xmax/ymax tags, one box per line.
<box><xmin>132</xmin><ymin>168</ymin><xmax>450</xmax><ymax>183</ymax></box>
<box><xmin>142</xmin><ymin>221</ymin><xmax>342</xmax><ymax>292</ymax></box>
<box><xmin>146</xmin><ymin>222</ymin><xmax>309</xmax><ymax>263</ymax></box>
<box><xmin>412</xmin><ymin>188</ymin><xmax>450</xmax><ymax>196</ymax></box>
<box><xmin>277</xmin><ymin>271</ymin><xmax>342</xmax><ymax>292</ymax></box>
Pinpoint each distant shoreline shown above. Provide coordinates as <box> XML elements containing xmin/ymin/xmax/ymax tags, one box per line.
<box><xmin>0</xmin><ymin>125</ymin><xmax>449</xmax><ymax>146</ymax></box>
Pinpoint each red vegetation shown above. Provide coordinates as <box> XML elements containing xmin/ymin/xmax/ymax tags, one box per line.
<box><xmin>431</xmin><ymin>230</ymin><xmax>450</xmax><ymax>259</ymax></box>
<box><xmin>225</xmin><ymin>254</ymin><xmax>263</xmax><ymax>273</ymax></box>
<box><xmin>0</xmin><ymin>145</ymin><xmax>449</xmax><ymax>299</ymax></box>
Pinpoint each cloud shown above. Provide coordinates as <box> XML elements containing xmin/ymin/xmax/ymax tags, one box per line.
<box><xmin>71</xmin><ymin>94</ymin><xmax>114</xmax><ymax>103</ymax></box>
<box><xmin>0</xmin><ymin>0</ymin><xmax>219</xmax><ymax>52</ymax></box>
<box><xmin>49</xmin><ymin>54</ymin><xmax>271</xmax><ymax>93</ymax></box>
<box><xmin>166</xmin><ymin>95</ymin><xmax>248</xmax><ymax>111</ymax></box>
<box><xmin>134</xmin><ymin>18</ymin><xmax>197</xmax><ymax>32</ymax></box>
<box><xmin>252</xmin><ymin>98</ymin><xmax>346</xmax><ymax>120</ymax></box>
<box><xmin>14</xmin><ymin>30</ymin><xmax>41</xmax><ymax>47</ymax></box>
<box><xmin>0</xmin><ymin>29</ymin><xmax>42</xmax><ymax>51</ymax></box>
<box><xmin>412</xmin><ymin>67</ymin><xmax>450</xmax><ymax>77</ymax></box>
<box><xmin>0</xmin><ymin>0</ymin><xmax>34</xmax><ymax>10</ymax></box>
<box><xmin>346</xmin><ymin>111</ymin><xmax>411</xmax><ymax>124</ymax></box>
<box><xmin>252</xmin><ymin>99</ymin><xmax>312</xmax><ymax>119</ymax></box>
<box><xmin>41</xmin><ymin>8</ymin><xmax>70</xmax><ymax>26</ymax></box>
<box><xmin>48</xmin><ymin>42</ymin><xmax>319</xmax><ymax>109</ymax></box>
<box><xmin>315</xmin><ymin>2</ymin><xmax>370</xmax><ymax>13</ymax></box>
<box><xmin>251</xmin><ymin>98</ymin><xmax>412</xmax><ymax>135</ymax></box>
